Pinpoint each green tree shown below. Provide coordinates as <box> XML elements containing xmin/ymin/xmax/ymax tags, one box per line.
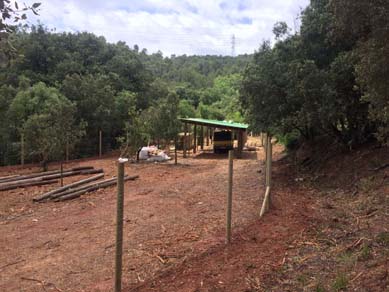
<box><xmin>8</xmin><ymin>82</ymin><xmax>85</xmax><ymax>168</ymax></box>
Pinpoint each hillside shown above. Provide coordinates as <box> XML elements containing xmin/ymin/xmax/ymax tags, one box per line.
<box><xmin>129</xmin><ymin>142</ymin><xmax>389</xmax><ymax>292</ymax></box>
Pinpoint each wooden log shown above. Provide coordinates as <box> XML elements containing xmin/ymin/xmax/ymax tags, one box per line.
<box><xmin>0</xmin><ymin>174</ymin><xmax>20</xmax><ymax>183</ymax></box>
<box><xmin>70</xmin><ymin>166</ymin><xmax>94</xmax><ymax>171</ymax></box>
<box><xmin>41</xmin><ymin>170</ymin><xmax>82</xmax><ymax>181</ymax></box>
<box><xmin>0</xmin><ymin>170</ymin><xmax>61</xmax><ymax>184</ymax></box>
<box><xmin>53</xmin><ymin>175</ymin><xmax>139</xmax><ymax>202</ymax></box>
<box><xmin>49</xmin><ymin>177</ymin><xmax>118</xmax><ymax>200</ymax></box>
<box><xmin>0</xmin><ymin>166</ymin><xmax>93</xmax><ymax>184</ymax></box>
<box><xmin>33</xmin><ymin>173</ymin><xmax>105</xmax><ymax>202</ymax></box>
<box><xmin>79</xmin><ymin>168</ymin><xmax>104</xmax><ymax>175</ymax></box>
<box><xmin>0</xmin><ymin>177</ymin><xmax>46</xmax><ymax>190</ymax></box>
<box><xmin>0</xmin><ymin>170</ymin><xmax>84</xmax><ymax>190</ymax></box>
<box><xmin>0</xmin><ymin>179</ymin><xmax>58</xmax><ymax>191</ymax></box>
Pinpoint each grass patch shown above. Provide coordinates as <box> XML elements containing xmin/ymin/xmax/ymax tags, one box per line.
<box><xmin>332</xmin><ymin>273</ymin><xmax>348</xmax><ymax>291</ymax></box>
<box><xmin>376</xmin><ymin>232</ymin><xmax>389</xmax><ymax>247</ymax></box>
<box><xmin>358</xmin><ymin>244</ymin><xmax>372</xmax><ymax>261</ymax></box>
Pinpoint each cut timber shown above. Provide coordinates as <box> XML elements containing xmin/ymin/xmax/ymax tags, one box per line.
<box><xmin>0</xmin><ymin>170</ymin><xmax>61</xmax><ymax>184</ymax></box>
<box><xmin>259</xmin><ymin>186</ymin><xmax>271</xmax><ymax>218</ymax></box>
<box><xmin>33</xmin><ymin>173</ymin><xmax>105</xmax><ymax>202</ymax></box>
<box><xmin>54</xmin><ymin>175</ymin><xmax>139</xmax><ymax>202</ymax></box>
<box><xmin>80</xmin><ymin>168</ymin><xmax>104</xmax><ymax>175</ymax></box>
<box><xmin>0</xmin><ymin>166</ymin><xmax>94</xmax><ymax>184</ymax></box>
<box><xmin>49</xmin><ymin>177</ymin><xmax>118</xmax><ymax>200</ymax></box>
<box><xmin>0</xmin><ymin>174</ymin><xmax>20</xmax><ymax>183</ymax></box>
<box><xmin>0</xmin><ymin>179</ymin><xmax>58</xmax><ymax>191</ymax></box>
<box><xmin>71</xmin><ymin>166</ymin><xmax>94</xmax><ymax>171</ymax></box>
<box><xmin>0</xmin><ymin>169</ymin><xmax>99</xmax><ymax>191</ymax></box>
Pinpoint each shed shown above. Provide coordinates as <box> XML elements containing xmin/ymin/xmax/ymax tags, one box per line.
<box><xmin>180</xmin><ymin>118</ymin><xmax>249</xmax><ymax>158</ymax></box>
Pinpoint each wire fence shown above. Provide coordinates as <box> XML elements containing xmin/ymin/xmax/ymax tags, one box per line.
<box><xmin>0</xmin><ymin>130</ymin><xmax>119</xmax><ymax>167</ymax></box>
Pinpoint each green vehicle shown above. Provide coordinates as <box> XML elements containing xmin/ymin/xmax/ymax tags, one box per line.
<box><xmin>213</xmin><ymin>130</ymin><xmax>233</xmax><ymax>153</ymax></box>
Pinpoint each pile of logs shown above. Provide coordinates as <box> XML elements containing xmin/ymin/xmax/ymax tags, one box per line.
<box><xmin>0</xmin><ymin>166</ymin><xmax>102</xmax><ymax>192</ymax></box>
<box><xmin>33</xmin><ymin>174</ymin><xmax>139</xmax><ymax>202</ymax></box>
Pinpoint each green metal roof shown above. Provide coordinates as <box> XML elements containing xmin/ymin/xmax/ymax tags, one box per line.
<box><xmin>180</xmin><ymin>118</ymin><xmax>248</xmax><ymax>130</ymax></box>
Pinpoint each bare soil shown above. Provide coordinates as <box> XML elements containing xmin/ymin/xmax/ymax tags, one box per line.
<box><xmin>1</xmin><ymin>140</ymin><xmax>387</xmax><ymax>292</ymax></box>
<box><xmin>0</xmin><ymin>141</ymin><xmax>279</xmax><ymax>291</ymax></box>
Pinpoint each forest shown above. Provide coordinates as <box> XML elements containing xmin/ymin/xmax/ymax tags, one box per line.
<box><xmin>0</xmin><ymin>23</ymin><xmax>251</xmax><ymax>166</ymax></box>
<box><xmin>0</xmin><ymin>0</ymin><xmax>388</xmax><ymax>167</ymax></box>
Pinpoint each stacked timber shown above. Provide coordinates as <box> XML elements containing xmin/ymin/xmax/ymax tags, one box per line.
<box><xmin>0</xmin><ymin>166</ymin><xmax>102</xmax><ymax>191</ymax></box>
<box><xmin>33</xmin><ymin>174</ymin><xmax>139</xmax><ymax>202</ymax></box>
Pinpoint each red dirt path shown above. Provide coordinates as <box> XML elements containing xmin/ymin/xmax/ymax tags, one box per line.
<box><xmin>0</xmin><ymin>143</ymin><xmax>314</xmax><ymax>292</ymax></box>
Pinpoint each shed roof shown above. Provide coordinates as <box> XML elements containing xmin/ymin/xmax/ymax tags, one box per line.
<box><xmin>180</xmin><ymin>118</ymin><xmax>248</xmax><ymax>130</ymax></box>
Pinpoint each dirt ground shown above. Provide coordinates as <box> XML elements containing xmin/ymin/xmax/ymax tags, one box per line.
<box><xmin>1</xmin><ymin>140</ymin><xmax>387</xmax><ymax>292</ymax></box>
<box><xmin>0</xmin><ymin>139</ymin><xmax>285</xmax><ymax>292</ymax></box>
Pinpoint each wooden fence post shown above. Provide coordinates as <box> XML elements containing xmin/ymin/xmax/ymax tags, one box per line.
<box><xmin>226</xmin><ymin>150</ymin><xmax>233</xmax><ymax>243</ymax></box>
<box><xmin>99</xmin><ymin>130</ymin><xmax>102</xmax><ymax>158</ymax></box>
<box><xmin>200</xmin><ymin>126</ymin><xmax>204</xmax><ymax>150</ymax></box>
<box><xmin>65</xmin><ymin>138</ymin><xmax>69</xmax><ymax>162</ymax></box>
<box><xmin>115</xmin><ymin>158</ymin><xmax>127</xmax><ymax>292</ymax></box>
<box><xmin>193</xmin><ymin>124</ymin><xmax>197</xmax><ymax>154</ymax></box>
<box><xmin>60</xmin><ymin>161</ymin><xmax>64</xmax><ymax>187</ymax></box>
<box><xmin>20</xmin><ymin>133</ymin><xmax>25</xmax><ymax>166</ymax></box>
<box><xmin>260</xmin><ymin>135</ymin><xmax>272</xmax><ymax>217</ymax></box>
<box><xmin>184</xmin><ymin>124</ymin><xmax>187</xmax><ymax>158</ymax></box>
<box><xmin>174</xmin><ymin>137</ymin><xmax>178</xmax><ymax>165</ymax></box>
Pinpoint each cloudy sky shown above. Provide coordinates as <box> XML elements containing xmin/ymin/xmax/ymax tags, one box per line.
<box><xmin>28</xmin><ymin>0</ymin><xmax>310</xmax><ymax>56</ymax></box>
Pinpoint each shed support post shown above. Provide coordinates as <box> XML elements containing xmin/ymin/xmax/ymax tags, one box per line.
<box><xmin>200</xmin><ymin>125</ymin><xmax>204</xmax><ymax>150</ymax></box>
<box><xmin>193</xmin><ymin>124</ymin><xmax>197</xmax><ymax>154</ymax></box>
<box><xmin>183</xmin><ymin>123</ymin><xmax>187</xmax><ymax>158</ymax></box>
<box><xmin>206</xmin><ymin>127</ymin><xmax>209</xmax><ymax>146</ymax></box>
<box><xmin>237</xmin><ymin>131</ymin><xmax>243</xmax><ymax>159</ymax></box>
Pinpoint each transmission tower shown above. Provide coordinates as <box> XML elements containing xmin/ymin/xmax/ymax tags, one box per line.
<box><xmin>231</xmin><ymin>34</ymin><xmax>236</xmax><ymax>57</ymax></box>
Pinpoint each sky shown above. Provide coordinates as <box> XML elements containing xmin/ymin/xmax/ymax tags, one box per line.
<box><xmin>27</xmin><ymin>0</ymin><xmax>310</xmax><ymax>56</ymax></box>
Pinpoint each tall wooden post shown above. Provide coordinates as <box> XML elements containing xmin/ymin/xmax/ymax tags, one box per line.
<box><xmin>237</xmin><ymin>131</ymin><xmax>243</xmax><ymax>159</ymax></box>
<box><xmin>115</xmin><ymin>158</ymin><xmax>127</xmax><ymax>292</ymax></box>
<box><xmin>200</xmin><ymin>126</ymin><xmax>204</xmax><ymax>150</ymax></box>
<box><xmin>267</xmin><ymin>136</ymin><xmax>272</xmax><ymax>188</ymax></box>
<box><xmin>183</xmin><ymin>124</ymin><xmax>187</xmax><ymax>158</ymax></box>
<box><xmin>261</xmin><ymin>133</ymin><xmax>264</xmax><ymax>147</ymax></box>
<box><xmin>65</xmin><ymin>138</ymin><xmax>69</xmax><ymax>162</ymax></box>
<box><xmin>260</xmin><ymin>135</ymin><xmax>272</xmax><ymax>217</ymax></box>
<box><xmin>193</xmin><ymin>124</ymin><xmax>197</xmax><ymax>154</ymax></box>
<box><xmin>99</xmin><ymin>130</ymin><xmax>102</xmax><ymax>158</ymax></box>
<box><xmin>206</xmin><ymin>127</ymin><xmax>210</xmax><ymax>146</ymax></box>
<box><xmin>226</xmin><ymin>150</ymin><xmax>233</xmax><ymax>244</ymax></box>
<box><xmin>20</xmin><ymin>133</ymin><xmax>25</xmax><ymax>166</ymax></box>
<box><xmin>60</xmin><ymin>161</ymin><xmax>64</xmax><ymax>187</ymax></box>
<box><xmin>174</xmin><ymin>137</ymin><xmax>178</xmax><ymax>165</ymax></box>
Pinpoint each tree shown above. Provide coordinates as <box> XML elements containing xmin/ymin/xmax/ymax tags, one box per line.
<box><xmin>8</xmin><ymin>82</ymin><xmax>84</xmax><ymax>169</ymax></box>
<box><xmin>331</xmin><ymin>0</ymin><xmax>389</xmax><ymax>145</ymax></box>
<box><xmin>0</xmin><ymin>1</ymin><xmax>41</xmax><ymax>67</ymax></box>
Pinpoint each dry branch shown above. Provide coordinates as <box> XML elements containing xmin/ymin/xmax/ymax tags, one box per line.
<box><xmin>33</xmin><ymin>173</ymin><xmax>105</xmax><ymax>202</ymax></box>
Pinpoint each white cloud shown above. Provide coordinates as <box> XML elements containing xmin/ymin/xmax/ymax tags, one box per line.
<box><xmin>26</xmin><ymin>0</ymin><xmax>310</xmax><ymax>56</ymax></box>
